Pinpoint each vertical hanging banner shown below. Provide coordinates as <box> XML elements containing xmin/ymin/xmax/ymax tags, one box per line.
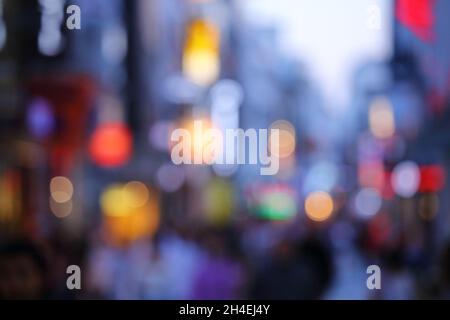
<box><xmin>27</xmin><ymin>75</ymin><xmax>96</xmax><ymax>175</ymax></box>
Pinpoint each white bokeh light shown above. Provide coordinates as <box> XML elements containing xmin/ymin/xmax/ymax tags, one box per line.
<box><xmin>391</xmin><ymin>161</ymin><xmax>420</xmax><ymax>198</ymax></box>
<box><xmin>354</xmin><ymin>188</ymin><xmax>382</xmax><ymax>218</ymax></box>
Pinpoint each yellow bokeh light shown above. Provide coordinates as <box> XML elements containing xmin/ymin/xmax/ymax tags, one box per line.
<box><xmin>100</xmin><ymin>182</ymin><xmax>151</xmax><ymax>217</ymax></box>
<box><xmin>202</xmin><ymin>178</ymin><xmax>234</xmax><ymax>225</ymax></box>
<box><xmin>123</xmin><ymin>181</ymin><xmax>149</xmax><ymax>208</ymax></box>
<box><xmin>305</xmin><ymin>191</ymin><xmax>334</xmax><ymax>222</ymax></box>
<box><xmin>100</xmin><ymin>184</ymin><xmax>130</xmax><ymax>217</ymax></box>
<box><xmin>100</xmin><ymin>183</ymin><xmax>160</xmax><ymax>245</ymax></box>
<box><xmin>269</xmin><ymin>120</ymin><xmax>296</xmax><ymax>158</ymax></box>
<box><xmin>50</xmin><ymin>176</ymin><xmax>73</xmax><ymax>203</ymax></box>
<box><xmin>369</xmin><ymin>97</ymin><xmax>395</xmax><ymax>139</ymax></box>
<box><xmin>182</xmin><ymin>19</ymin><xmax>220</xmax><ymax>86</ymax></box>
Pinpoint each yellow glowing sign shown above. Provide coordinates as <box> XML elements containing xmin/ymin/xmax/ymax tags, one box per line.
<box><xmin>182</xmin><ymin>19</ymin><xmax>220</xmax><ymax>86</ymax></box>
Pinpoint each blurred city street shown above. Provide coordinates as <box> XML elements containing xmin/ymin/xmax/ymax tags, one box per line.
<box><xmin>1</xmin><ymin>0</ymin><xmax>450</xmax><ymax>300</ymax></box>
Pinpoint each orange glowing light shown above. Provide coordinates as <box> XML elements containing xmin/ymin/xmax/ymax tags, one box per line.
<box><xmin>101</xmin><ymin>183</ymin><xmax>159</xmax><ymax>245</ymax></box>
<box><xmin>305</xmin><ymin>191</ymin><xmax>334</xmax><ymax>222</ymax></box>
<box><xmin>50</xmin><ymin>176</ymin><xmax>73</xmax><ymax>203</ymax></box>
<box><xmin>269</xmin><ymin>120</ymin><xmax>296</xmax><ymax>158</ymax></box>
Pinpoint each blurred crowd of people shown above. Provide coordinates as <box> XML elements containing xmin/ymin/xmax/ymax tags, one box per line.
<box><xmin>2</xmin><ymin>215</ymin><xmax>450</xmax><ymax>300</ymax></box>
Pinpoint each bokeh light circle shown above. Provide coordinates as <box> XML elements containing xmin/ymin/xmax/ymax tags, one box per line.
<box><xmin>89</xmin><ymin>123</ymin><xmax>132</xmax><ymax>167</ymax></box>
<box><xmin>100</xmin><ymin>184</ymin><xmax>130</xmax><ymax>217</ymax></box>
<box><xmin>100</xmin><ymin>182</ymin><xmax>160</xmax><ymax>245</ymax></box>
<box><xmin>354</xmin><ymin>188</ymin><xmax>382</xmax><ymax>219</ymax></box>
<box><xmin>123</xmin><ymin>181</ymin><xmax>149</xmax><ymax>208</ymax></box>
<box><xmin>391</xmin><ymin>161</ymin><xmax>420</xmax><ymax>198</ymax></box>
<box><xmin>27</xmin><ymin>98</ymin><xmax>55</xmax><ymax>138</ymax></box>
<box><xmin>269</xmin><ymin>120</ymin><xmax>296</xmax><ymax>158</ymax></box>
<box><xmin>50</xmin><ymin>176</ymin><xmax>74</xmax><ymax>203</ymax></box>
<box><xmin>50</xmin><ymin>197</ymin><xmax>73</xmax><ymax>218</ymax></box>
<box><xmin>304</xmin><ymin>191</ymin><xmax>334</xmax><ymax>222</ymax></box>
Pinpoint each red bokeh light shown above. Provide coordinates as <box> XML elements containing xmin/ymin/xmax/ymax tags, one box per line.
<box><xmin>89</xmin><ymin>123</ymin><xmax>132</xmax><ymax>167</ymax></box>
<box><xmin>396</xmin><ymin>0</ymin><xmax>435</xmax><ymax>42</ymax></box>
<box><xmin>419</xmin><ymin>165</ymin><xmax>445</xmax><ymax>192</ymax></box>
